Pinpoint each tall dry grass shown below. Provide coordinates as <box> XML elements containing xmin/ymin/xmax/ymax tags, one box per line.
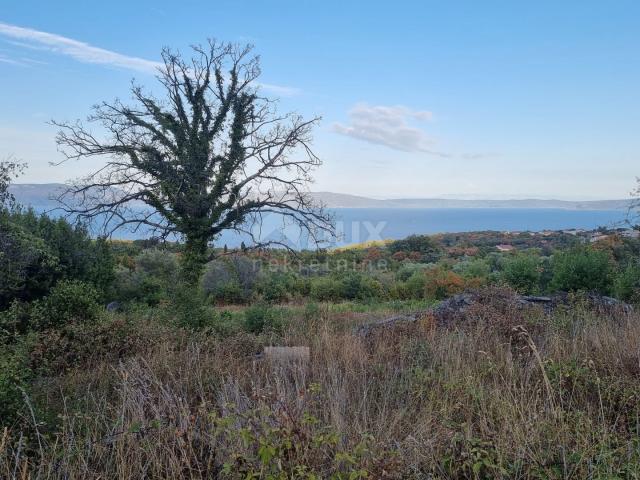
<box><xmin>2</xmin><ymin>292</ymin><xmax>640</xmax><ymax>478</ymax></box>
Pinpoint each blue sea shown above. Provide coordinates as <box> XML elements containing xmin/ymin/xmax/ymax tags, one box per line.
<box><xmin>38</xmin><ymin>206</ymin><xmax>627</xmax><ymax>248</ymax></box>
<box><xmin>211</xmin><ymin>208</ymin><xmax>628</xmax><ymax>249</ymax></box>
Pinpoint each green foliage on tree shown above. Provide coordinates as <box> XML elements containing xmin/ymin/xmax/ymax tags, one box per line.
<box><xmin>0</xmin><ymin>209</ymin><xmax>115</xmax><ymax>308</ymax></box>
<box><xmin>53</xmin><ymin>41</ymin><xmax>332</xmax><ymax>283</ymax></box>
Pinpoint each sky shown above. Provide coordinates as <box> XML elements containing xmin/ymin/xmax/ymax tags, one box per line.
<box><xmin>1</xmin><ymin>0</ymin><xmax>639</xmax><ymax>200</ymax></box>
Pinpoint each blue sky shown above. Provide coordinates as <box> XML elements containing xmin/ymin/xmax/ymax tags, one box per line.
<box><xmin>1</xmin><ymin>0</ymin><xmax>639</xmax><ymax>199</ymax></box>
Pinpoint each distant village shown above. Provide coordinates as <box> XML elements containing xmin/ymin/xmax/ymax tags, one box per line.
<box><xmin>429</xmin><ymin>226</ymin><xmax>640</xmax><ymax>257</ymax></box>
<box><xmin>492</xmin><ymin>227</ymin><xmax>639</xmax><ymax>253</ymax></box>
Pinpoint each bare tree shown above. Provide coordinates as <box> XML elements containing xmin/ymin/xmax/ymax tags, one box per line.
<box><xmin>54</xmin><ymin>41</ymin><xmax>334</xmax><ymax>282</ymax></box>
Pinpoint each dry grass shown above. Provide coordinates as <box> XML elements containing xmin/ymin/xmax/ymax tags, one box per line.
<box><xmin>2</xmin><ymin>291</ymin><xmax>640</xmax><ymax>478</ymax></box>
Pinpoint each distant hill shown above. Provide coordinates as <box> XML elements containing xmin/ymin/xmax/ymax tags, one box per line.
<box><xmin>9</xmin><ymin>184</ymin><xmax>633</xmax><ymax>211</ymax></box>
<box><xmin>8</xmin><ymin>183</ymin><xmax>66</xmax><ymax>210</ymax></box>
<box><xmin>306</xmin><ymin>192</ymin><xmax>632</xmax><ymax>210</ymax></box>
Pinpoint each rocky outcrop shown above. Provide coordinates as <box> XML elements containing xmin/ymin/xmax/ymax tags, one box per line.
<box><xmin>355</xmin><ymin>289</ymin><xmax>632</xmax><ymax>337</ymax></box>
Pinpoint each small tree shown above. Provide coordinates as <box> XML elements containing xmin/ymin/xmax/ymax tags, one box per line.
<box><xmin>54</xmin><ymin>41</ymin><xmax>333</xmax><ymax>282</ymax></box>
<box><xmin>0</xmin><ymin>157</ymin><xmax>24</xmax><ymax>209</ymax></box>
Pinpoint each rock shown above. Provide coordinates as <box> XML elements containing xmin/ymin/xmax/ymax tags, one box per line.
<box><xmin>354</xmin><ymin>314</ymin><xmax>420</xmax><ymax>337</ymax></box>
<box><xmin>355</xmin><ymin>289</ymin><xmax>633</xmax><ymax>336</ymax></box>
<box><xmin>106</xmin><ymin>301</ymin><xmax>121</xmax><ymax>312</ymax></box>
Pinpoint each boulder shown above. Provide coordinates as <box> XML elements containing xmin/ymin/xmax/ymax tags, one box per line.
<box><xmin>106</xmin><ymin>301</ymin><xmax>121</xmax><ymax>312</ymax></box>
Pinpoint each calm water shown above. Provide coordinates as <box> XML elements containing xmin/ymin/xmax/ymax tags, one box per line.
<box><xmin>40</xmin><ymin>206</ymin><xmax>627</xmax><ymax>247</ymax></box>
<box><xmin>212</xmin><ymin>208</ymin><xmax>628</xmax><ymax>249</ymax></box>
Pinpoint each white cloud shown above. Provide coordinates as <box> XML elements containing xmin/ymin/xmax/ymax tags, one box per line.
<box><xmin>256</xmin><ymin>82</ymin><xmax>301</xmax><ymax>97</ymax></box>
<box><xmin>0</xmin><ymin>22</ymin><xmax>162</xmax><ymax>73</ymax></box>
<box><xmin>0</xmin><ymin>53</ymin><xmax>25</xmax><ymax>66</ymax></box>
<box><xmin>332</xmin><ymin>103</ymin><xmax>449</xmax><ymax>156</ymax></box>
<box><xmin>0</xmin><ymin>22</ymin><xmax>301</xmax><ymax>96</ymax></box>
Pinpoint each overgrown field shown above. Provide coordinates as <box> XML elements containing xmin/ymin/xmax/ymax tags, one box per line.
<box><xmin>3</xmin><ymin>206</ymin><xmax>640</xmax><ymax>478</ymax></box>
<box><xmin>2</xmin><ymin>293</ymin><xmax>640</xmax><ymax>478</ymax></box>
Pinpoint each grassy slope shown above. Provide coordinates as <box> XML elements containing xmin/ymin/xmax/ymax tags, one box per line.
<box><xmin>2</xmin><ymin>294</ymin><xmax>640</xmax><ymax>478</ymax></box>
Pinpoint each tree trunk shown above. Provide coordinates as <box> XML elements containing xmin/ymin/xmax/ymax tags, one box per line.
<box><xmin>181</xmin><ymin>235</ymin><xmax>208</xmax><ymax>285</ymax></box>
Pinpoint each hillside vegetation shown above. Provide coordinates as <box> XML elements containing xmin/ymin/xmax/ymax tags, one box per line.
<box><xmin>2</xmin><ymin>205</ymin><xmax>640</xmax><ymax>478</ymax></box>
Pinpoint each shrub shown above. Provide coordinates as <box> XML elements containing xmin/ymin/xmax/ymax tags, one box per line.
<box><xmin>257</xmin><ymin>273</ymin><xmax>292</xmax><ymax>303</ymax></box>
<box><xmin>201</xmin><ymin>259</ymin><xmax>235</xmax><ymax>296</ymax></box>
<box><xmin>201</xmin><ymin>256</ymin><xmax>260</xmax><ymax>303</ymax></box>
<box><xmin>309</xmin><ymin>277</ymin><xmax>343</xmax><ymax>302</ymax></box>
<box><xmin>135</xmin><ymin>249</ymin><xmax>178</xmax><ymax>280</ymax></box>
<box><xmin>452</xmin><ymin>258</ymin><xmax>491</xmax><ymax>280</ymax></box>
<box><xmin>31</xmin><ymin>280</ymin><xmax>101</xmax><ymax>330</ymax></box>
<box><xmin>0</xmin><ymin>342</ymin><xmax>30</xmax><ymax>427</ymax></box>
<box><xmin>0</xmin><ymin>210</ymin><xmax>115</xmax><ymax>308</ymax></box>
<box><xmin>389</xmin><ymin>234</ymin><xmax>443</xmax><ymax>262</ymax></box>
<box><xmin>229</xmin><ymin>255</ymin><xmax>260</xmax><ymax>293</ymax></box>
<box><xmin>0</xmin><ymin>216</ymin><xmax>59</xmax><ymax>308</ymax></box>
<box><xmin>613</xmin><ymin>263</ymin><xmax>640</xmax><ymax>303</ymax></box>
<box><xmin>551</xmin><ymin>247</ymin><xmax>613</xmax><ymax>293</ymax></box>
<box><xmin>340</xmin><ymin>272</ymin><xmax>382</xmax><ymax>300</ymax></box>
<box><xmin>424</xmin><ymin>267</ymin><xmax>466</xmax><ymax>300</ymax></box>
<box><xmin>395</xmin><ymin>263</ymin><xmax>430</xmax><ymax>282</ymax></box>
<box><xmin>111</xmin><ymin>249</ymin><xmax>178</xmax><ymax>305</ymax></box>
<box><xmin>27</xmin><ymin>315</ymin><xmax>156</xmax><ymax>375</ymax></box>
<box><xmin>170</xmin><ymin>283</ymin><xmax>212</xmax><ymax>330</ymax></box>
<box><xmin>500</xmin><ymin>253</ymin><xmax>542</xmax><ymax>294</ymax></box>
<box><xmin>244</xmin><ymin>303</ymin><xmax>283</xmax><ymax>334</ymax></box>
<box><xmin>404</xmin><ymin>271</ymin><xmax>427</xmax><ymax>299</ymax></box>
<box><xmin>2</xmin><ymin>280</ymin><xmax>102</xmax><ymax>335</ymax></box>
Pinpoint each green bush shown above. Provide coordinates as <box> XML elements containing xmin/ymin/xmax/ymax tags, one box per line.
<box><xmin>389</xmin><ymin>234</ymin><xmax>443</xmax><ymax>262</ymax></box>
<box><xmin>340</xmin><ymin>272</ymin><xmax>382</xmax><ymax>300</ymax></box>
<box><xmin>111</xmin><ymin>250</ymin><xmax>179</xmax><ymax>306</ymax></box>
<box><xmin>2</xmin><ymin>280</ymin><xmax>102</xmax><ymax>335</ymax></box>
<box><xmin>244</xmin><ymin>303</ymin><xmax>283</xmax><ymax>334</ymax></box>
<box><xmin>0</xmin><ymin>210</ymin><xmax>114</xmax><ymax>308</ymax></box>
<box><xmin>551</xmin><ymin>247</ymin><xmax>613</xmax><ymax>294</ymax></box>
<box><xmin>201</xmin><ymin>256</ymin><xmax>260</xmax><ymax>303</ymax></box>
<box><xmin>206</xmin><ymin>309</ymin><xmax>244</xmax><ymax>336</ymax></box>
<box><xmin>0</xmin><ymin>215</ymin><xmax>60</xmax><ymax>308</ymax></box>
<box><xmin>135</xmin><ymin>249</ymin><xmax>179</xmax><ymax>280</ymax></box>
<box><xmin>404</xmin><ymin>270</ymin><xmax>427</xmax><ymax>299</ymax></box>
<box><xmin>257</xmin><ymin>273</ymin><xmax>293</xmax><ymax>303</ymax></box>
<box><xmin>309</xmin><ymin>277</ymin><xmax>343</xmax><ymax>302</ymax></box>
<box><xmin>170</xmin><ymin>284</ymin><xmax>211</xmax><ymax>330</ymax></box>
<box><xmin>453</xmin><ymin>258</ymin><xmax>492</xmax><ymax>280</ymax></box>
<box><xmin>114</xmin><ymin>264</ymin><xmax>170</xmax><ymax>305</ymax></box>
<box><xmin>27</xmin><ymin>315</ymin><xmax>154</xmax><ymax>376</ymax></box>
<box><xmin>395</xmin><ymin>263</ymin><xmax>430</xmax><ymax>282</ymax></box>
<box><xmin>500</xmin><ymin>253</ymin><xmax>542</xmax><ymax>294</ymax></box>
<box><xmin>0</xmin><ymin>341</ymin><xmax>30</xmax><ymax>427</ymax></box>
<box><xmin>613</xmin><ymin>263</ymin><xmax>640</xmax><ymax>302</ymax></box>
<box><xmin>32</xmin><ymin>280</ymin><xmax>101</xmax><ymax>330</ymax></box>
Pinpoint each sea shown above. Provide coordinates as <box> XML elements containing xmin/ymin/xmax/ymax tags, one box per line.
<box><xmin>26</xmin><ymin>205</ymin><xmax>630</xmax><ymax>248</ymax></box>
<box><xmin>211</xmin><ymin>207</ymin><xmax>629</xmax><ymax>249</ymax></box>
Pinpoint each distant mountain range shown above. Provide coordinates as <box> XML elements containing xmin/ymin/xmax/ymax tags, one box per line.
<box><xmin>308</xmin><ymin>192</ymin><xmax>632</xmax><ymax>210</ymax></box>
<box><xmin>9</xmin><ymin>184</ymin><xmax>634</xmax><ymax>211</ymax></box>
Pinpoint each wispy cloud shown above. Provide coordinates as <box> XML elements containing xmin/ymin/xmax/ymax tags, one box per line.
<box><xmin>332</xmin><ymin>103</ymin><xmax>449</xmax><ymax>157</ymax></box>
<box><xmin>0</xmin><ymin>53</ymin><xmax>26</xmax><ymax>65</ymax></box>
<box><xmin>0</xmin><ymin>22</ymin><xmax>301</xmax><ymax>96</ymax></box>
<box><xmin>256</xmin><ymin>82</ymin><xmax>301</xmax><ymax>97</ymax></box>
<box><xmin>0</xmin><ymin>21</ymin><xmax>162</xmax><ymax>73</ymax></box>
